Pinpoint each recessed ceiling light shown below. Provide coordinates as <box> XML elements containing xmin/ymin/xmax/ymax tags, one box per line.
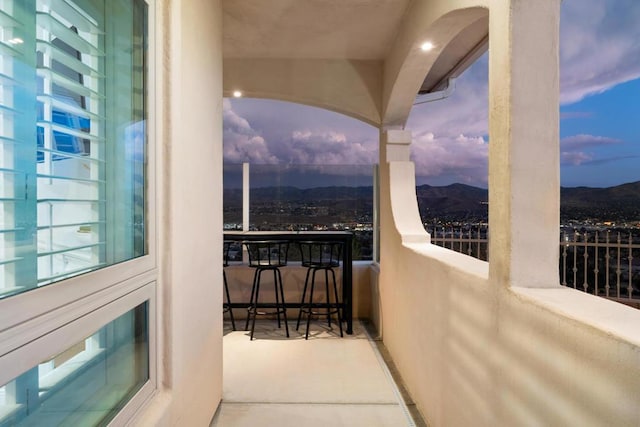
<box><xmin>8</xmin><ymin>37</ymin><xmax>23</xmax><ymax>45</ymax></box>
<box><xmin>420</xmin><ymin>41</ymin><xmax>434</xmax><ymax>52</ymax></box>
<box><xmin>232</xmin><ymin>90</ymin><xmax>242</xmax><ymax>98</ymax></box>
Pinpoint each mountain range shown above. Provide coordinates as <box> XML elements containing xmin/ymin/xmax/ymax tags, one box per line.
<box><xmin>224</xmin><ymin>181</ymin><xmax>640</xmax><ymax>223</ymax></box>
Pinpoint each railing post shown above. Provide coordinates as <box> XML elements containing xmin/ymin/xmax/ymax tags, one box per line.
<box><xmin>242</xmin><ymin>162</ymin><xmax>250</xmax><ymax>263</ymax></box>
<box><xmin>373</xmin><ymin>164</ymin><xmax>380</xmax><ymax>263</ymax></box>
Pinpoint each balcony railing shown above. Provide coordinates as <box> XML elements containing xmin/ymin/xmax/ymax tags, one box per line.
<box><xmin>428</xmin><ymin>225</ymin><xmax>640</xmax><ymax>305</ymax></box>
<box><xmin>429</xmin><ymin>224</ymin><xmax>489</xmax><ymax>261</ymax></box>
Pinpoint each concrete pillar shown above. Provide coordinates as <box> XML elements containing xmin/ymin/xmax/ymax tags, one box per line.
<box><xmin>488</xmin><ymin>0</ymin><xmax>561</xmax><ymax>288</ymax></box>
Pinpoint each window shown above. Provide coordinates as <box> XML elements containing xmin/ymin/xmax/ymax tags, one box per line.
<box><xmin>0</xmin><ymin>0</ymin><xmax>147</xmax><ymax>298</ymax></box>
<box><xmin>0</xmin><ymin>302</ymin><xmax>149</xmax><ymax>426</ymax></box>
<box><xmin>0</xmin><ymin>1</ymin><xmax>153</xmax><ymax>424</ymax></box>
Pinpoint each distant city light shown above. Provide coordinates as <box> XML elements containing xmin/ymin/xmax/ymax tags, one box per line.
<box><xmin>233</xmin><ymin>90</ymin><xmax>242</xmax><ymax>98</ymax></box>
<box><xmin>420</xmin><ymin>41</ymin><xmax>434</xmax><ymax>52</ymax></box>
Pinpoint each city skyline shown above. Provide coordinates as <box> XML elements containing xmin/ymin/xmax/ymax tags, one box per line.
<box><xmin>223</xmin><ymin>0</ymin><xmax>640</xmax><ymax>189</ymax></box>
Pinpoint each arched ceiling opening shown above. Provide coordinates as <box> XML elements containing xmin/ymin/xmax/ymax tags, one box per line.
<box><xmin>419</xmin><ymin>15</ymin><xmax>488</xmax><ymax>94</ymax></box>
<box><xmin>222</xmin><ymin>1</ymin><xmax>489</xmax><ymax>129</ymax></box>
<box><xmin>382</xmin><ymin>6</ymin><xmax>489</xmax><ymax>128</ymax></box>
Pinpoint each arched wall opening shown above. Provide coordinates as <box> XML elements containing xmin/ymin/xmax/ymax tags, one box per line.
<box><xmin>381</xmin><ymin>6</ymin><xmax>490</xmax><ymax>262</ymax></box>
<box><xmin>406</xmin><ymin>52</ymin><xmax>489</xmax><ymax>261</ymax></box>
<box><xmin>221</xmin><ymin>97</ymin><xmax>381</xmax><ymax>325</ymax></box>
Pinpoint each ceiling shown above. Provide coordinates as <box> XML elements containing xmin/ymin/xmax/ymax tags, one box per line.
<box><xmin>222</xmin><ymin>0</ymin><xmax>412</xmax><ymax>60</ymax></box>
<box><xmin>222</xmin><ymin>0</ymin><xmax>489</xmax><ymax>106</ymax></box>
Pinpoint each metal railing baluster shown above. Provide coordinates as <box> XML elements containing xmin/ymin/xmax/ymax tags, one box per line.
<box><xmin>561</xmin><ymin>231</ymin><xmax>568</xmax><ymax>286</ymax></box>
<box><xmin>616</xmin><ymin>233</ymin><xmax>622</xmax><ymax>298</ymax></box>
<box><xmin>572</xmin><ymin>232</ymin><xmax>578</xmax><ymax>289</ymax></box>
<box><xmin>628</xmin><ymin>233</ymin><xmax>634</xmax><ymax>298</ymax></box>
<box><xmin>605</xmin><ymin>232</ymin><xmax>611</xmax><ymax>297</ymax></box>
<box><xmin>594</xmin><ymin>231</ymin><xmax>599</xmax><ymax>296</ymax></box>
<box><xmin>583</xmin><ymin>232</ymin><xmax>589</xmax><ymax>292</ymax></box>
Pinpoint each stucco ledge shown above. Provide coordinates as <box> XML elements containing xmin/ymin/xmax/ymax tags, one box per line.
<box><xmin>404</xmin><ymin>241</ymin><xmax>489</xmax><ymax>281</ymax></box>
<box><xmin>512</xmin><ymin>286</ymin><xmax>640</xmax><ymax>348</ymax></box>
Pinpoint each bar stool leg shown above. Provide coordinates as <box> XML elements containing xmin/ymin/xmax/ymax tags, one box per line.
<box><xmin>245</xmin><ymin>269</ymin><xmax>259</xmax><ymax>331</ymax></box>
<box><xmin>276</xmin><ymin>267</ymin><xmax>289</xmax><ymax>337</ymax></box>
<box><xmin>223</xmin><ymin>270</ymin><xmax>236</xmax><ymax>330</ymax></box>
<box><xmin>305</xmin><ymin>268</ymin><xmax>318</xmax><ymax>340</ymax></box>
<box><xmin>250</xmin><ymin>270</ymin><xmax>263</xmax><ymax>340</ymax></box>
<box><xmin>325</xmin><ymin>268</ymin><xmax>331</xmax><ymax>328</ymax></box>
<box><xmin>330</xmin><ymin>268</ymin><xmax>343</xmax><ymax>337</ymax></box>
<box><xmin>273</xmin><ymin>269</ymin><xmax>281</xmax><ymax>328</ymax></box>
<box><xmin>296</xmin><ymin>268</ymin><xmax>312</xmax><ymax>331</ymax></box>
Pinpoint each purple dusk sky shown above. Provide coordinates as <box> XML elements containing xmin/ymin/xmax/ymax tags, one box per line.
<box><xmin>223</xmin><ymin>0</ymin><xmax>640</xmax><ymax>189</ymax></box>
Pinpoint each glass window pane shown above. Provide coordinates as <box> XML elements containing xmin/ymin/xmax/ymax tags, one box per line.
<box><xmin>0</xmin><ymin>302</ymin><xmax>149</xmax><ymax>426</ymax></box>
<box><xmin>0</xmin><ymin>0</ymin><xmax>148</xmax><ymax>298</ymax></box>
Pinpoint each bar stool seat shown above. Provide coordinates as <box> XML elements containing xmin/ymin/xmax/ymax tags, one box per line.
<box><xmin>296</xmin><ymin>241</ymin><xmax>343</xmax><ymax>339</ymax></box>
<box><xmin>244</xmin><ymin>240</ymin><xmax>290</xmax><ymax>340</ymax></box>
<box><xmin>223</xmin><ymin>241</ymin><xmax>236</xmax><ymax>330</ymax></box>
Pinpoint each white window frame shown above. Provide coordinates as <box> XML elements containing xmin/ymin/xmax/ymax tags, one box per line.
<box><xmin>0</xmin><ymin>0</ymin><xmax>158</xmax><ymax>422</ymax></box>
<box><xmin>0</xmin><ymin>280</ymin><xmax>157</xmax><ymax>423</ymax></box>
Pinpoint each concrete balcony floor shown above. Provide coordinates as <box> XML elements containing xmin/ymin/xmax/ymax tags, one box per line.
<box><xmin>211</xmin><ymin>319</ymin><xmax>423</xmax><ymax>427</ymax></box>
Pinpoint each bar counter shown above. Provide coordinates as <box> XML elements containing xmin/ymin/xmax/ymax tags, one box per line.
<box><xmin>223</xmin><ymin>231</ymin><xmax>354</xmax><ymax>334</ymax></box>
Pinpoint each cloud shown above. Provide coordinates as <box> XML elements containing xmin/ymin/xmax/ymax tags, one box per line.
<box><xmin>560</xmin><ymin>0</ymin><xmax>640</xmax><ymax>104</ymax></box>
<box><xmin>411</xmin><ymin>133</ymin><xmax>488</xmax><ymax>185</ymax></box>
<box><xmin>560</xmin><ymin>111</ymin><xmax>594</xmax><ymax>120</ymax></box>
<box><xmin>561</xmin><ymin>134</ymin><xmax>621</xmax><ymax>150</ymax></box>
<box><xmin>561</xmin><ymin>151</ymin><xmax>593</xmax><ymax>166</ymax></box>
<box><xmin>407</xmin><ymin>54</ymin><xmax>489</xmax><ymax>185</ymax></box>
<box><xmin>408</xmin><ymin>56</ymin><xmax>488</xmax><ymax>138</ymax></box>
<box><xmin>223</xmin><ymin>99</ymin><xmax>278</xmax><ymax>164</ymax></box>
<box><xmin>273</xmin><ymin>130</ymin><xmax>377</xmax><ymax>165</ymax></box>
<box><xmin>224</xmin><ymin>98</ymin><xmax>379</xmax><ymax>167</ymax></box>
<box><xmin>560</xmin><ymin>134</ymin><xmax>622</xmax><ymax>165</ymax></box>
<box><xmin>579</xmin><ymin>154</ymin><xmax>640</xmax><ymax>166</ymax></box>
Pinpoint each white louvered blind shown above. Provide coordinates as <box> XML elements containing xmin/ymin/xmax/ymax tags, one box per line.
<box><xmin>0</xmin><ymin>0</ymin><xmax>146</xmax><ymax>297</ymax></box>
<box><xmin>35</xmin><ymin>0</ymin><xmax>106</xmax><ymax>285</ymax></box>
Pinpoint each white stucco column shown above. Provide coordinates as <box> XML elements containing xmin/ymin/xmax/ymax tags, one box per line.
<box><xmin>380</xmin><ymin>129</ymin><xmax>429</xmax><ymax>246</ymax></box>
<box><xmin>488</xmin><ymin>0</ymin><xmax>561</xmax><ymax>288</ymax></box>
<box><xmin>383</xmin><ymin>128</ymin><xmax>412</xmax><ymax>162</ymax></box>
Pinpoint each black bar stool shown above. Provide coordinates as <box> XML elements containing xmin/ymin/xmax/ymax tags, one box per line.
<box><xmin>296</xmin><ymin>241</ymin><xmax>343</xmax><ymax>339</ymax></box>
<box><xmin>223</xmin><ymin>240</ymin><xmax>236</xmax><ymax>330</ymax></box>
<box><xmin>243</xmin><ymin>240</ymin><xmax>290</xmax><ymax>340</ymax></box>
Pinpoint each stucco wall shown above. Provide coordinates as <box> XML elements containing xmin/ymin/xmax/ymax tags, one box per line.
<box><xmin>379</xmin><ymin>161</ymin><xmax>640</xmax><ymax>426</ymax></box>
<box><xmin>134</xmin><ymin>0</ymin><xmax>224</xmax><ymax>424</ymax></box>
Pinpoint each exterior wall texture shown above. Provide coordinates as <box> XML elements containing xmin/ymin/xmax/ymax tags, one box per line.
<box><xmin>130</xmin><ymin>0</ymin><xmax>640</xmax><ymax>425</ymax></box>
<box><xmin>379</xmin><ymin>1</ymin><xmax>640</xmax><ymax>426</ymax></box>
<box><xmin>134</xmin><ymin>0</ymin><xmax>224</xmax><ymax>424</ymax></box>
